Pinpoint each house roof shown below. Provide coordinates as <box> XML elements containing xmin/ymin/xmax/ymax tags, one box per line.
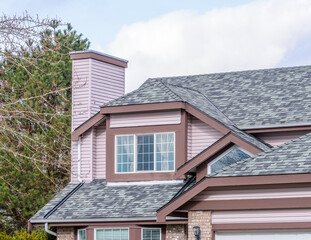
<box><xmin>30</xmin><ymin>179</ymin><xmax>185</xmax><ymax>223</ymax></box>
<box><xmin>102</xmin><ymin>77</ymin><xmax>271</xmax><ymax>153</ymax></box>
<box><xmin>209</xmin><ymin>132</ymin><xmax>311</xmax><ymax>177</ymax></box>
<box><xmin>103</xmin><ymin>65</ymin><xmax>311</xmax><ymax>129</ymax></box>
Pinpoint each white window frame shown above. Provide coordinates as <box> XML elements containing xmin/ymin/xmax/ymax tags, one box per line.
<box><xmin>78</xmin><ymin>229</ymin><xmax>86</xmax><ymax>240</ymax></box>
<box><xmin>207</xmin><ymin>146</ymin><xmax>253</xmax><ymax>174</ymax></box>
<box><xmin>94</xmin><ymin>228</ymin><xmax>129</xmax><ymax>240</ymax></box>
<box><xmin>115</xmin><ymin>132</ymin><xmax>175</xmax><ymax>174</ymax></box>
<box><xmin>141</xmin><ymin>228</ymin><xmax>162</xmax><ymax>240</ymax></box>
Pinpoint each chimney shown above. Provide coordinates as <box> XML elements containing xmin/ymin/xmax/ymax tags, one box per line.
<box><xmin>70</xmin><ymin>50</ymin><xmax>128</xmax><ymax>183</ymax></box>
<box><xmin>70</xmin><ymin>50</ymin><xmax>128</xmax><ymax>131</ymax></box>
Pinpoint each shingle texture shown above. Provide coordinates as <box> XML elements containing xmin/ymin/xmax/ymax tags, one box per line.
<box><xmin>104</xmin><ymin>65</ymin><xmax>311</xmax><ymax>128</ymax></box>
<box><xmin>30</xmin><ymin>179</ymin><xmax>184</xmax><ymax>222</ymax></box>
<box><xmin>104</xmin><ymin>78</ymin><xmax>271</xmax><ymax>152</ymax></box>
<box><xmin>210</xmin><ymin>132</ymin><xmax>311</xmax><ymax>177</ymax></box>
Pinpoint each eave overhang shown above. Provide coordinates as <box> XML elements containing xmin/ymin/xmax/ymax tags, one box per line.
<box><xmin>72</xmin><ymin>112</ymin><xmax>106</xmax><ymax>141</ymax></box>
<box><xmin>156</xmin><ymin>173</ymin><xmax>311</xmax><ymax>222</ymax></box>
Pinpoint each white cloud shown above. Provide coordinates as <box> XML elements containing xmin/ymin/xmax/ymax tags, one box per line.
<box><xmin>107</xmin><ymin>0</ymin><xmax>311</xmax><ymax>92</ymax></box>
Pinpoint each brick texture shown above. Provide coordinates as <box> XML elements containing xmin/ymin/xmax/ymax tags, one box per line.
<box><xmin>57</xmin><ymin>227</ymin><xmax>75</xmax><ymax>240</ymax></box>
<box><xmin>188</xmin><ymin>211</ymin><xmax>212</xmax><ymax>240</ymax></box>
<box><xmin>166</xmin><ymin>224</ymin><xmax>187</xmax><ymax>240</ymax></box>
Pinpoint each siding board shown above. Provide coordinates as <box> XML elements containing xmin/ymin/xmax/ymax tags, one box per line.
<box><xmin>94</xmin><ymin>122</ymin><xmax>106</xmax><ymax>179</ymax></box>
<box><xmin>110</xmin><ymin>110</ymin><xmax>181</xmax><ymax>128</ymax></box>
<box><xmin>193</xmin><ymin>187</ymin><xmax>311</xmax><ymax>201</ymax></box>
<box><xmin>187</xmin><ymin>116</ymin><xmax>223</xmax><ymax>160</ymax></box>
<box><xmin>212</xmin><ymin>209</ymin><xmax>311</xmax><ymax>224</ymax></box>
<box><xmin>254</xmin><ymin>131</ymin><xmax>310</xmax><ymax>147</ymax></box>
<box><xmin>71</xmin><ymin>57</ymin><xmax>125</xmax><ymax>182</ymax></box>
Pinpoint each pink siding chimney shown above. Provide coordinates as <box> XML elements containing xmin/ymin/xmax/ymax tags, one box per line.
<box><xmin>70</xmin><ymin>50</ymin><xmax>128</xmax><ymax>130</ymax></box>
<box><xmin>70</xmin><ymin>50</ymin><xmax>128</xmax><ymax>183</ymax></box>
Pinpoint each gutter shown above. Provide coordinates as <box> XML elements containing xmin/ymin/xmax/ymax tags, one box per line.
<box><xmin>31</xmin><ymin>216</ymin><xmax>186</xmax><ymax>224</ymax></box>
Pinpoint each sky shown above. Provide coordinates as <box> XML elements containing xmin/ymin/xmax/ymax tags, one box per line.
<box><xmin>2</xmin><ymin>0</ymin><xmax>311</xmax><ymax>92</ymax></box>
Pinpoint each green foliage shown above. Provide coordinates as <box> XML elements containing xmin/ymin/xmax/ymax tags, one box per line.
<box><xmin>0</xmin><ymin>21</ymin><xmax>90</xmax><ymax>233</ymax></box>
<box><xmin>0</xmin><ymin>229</ymin><xmax>54</xmax><ymax>240</ymax></box>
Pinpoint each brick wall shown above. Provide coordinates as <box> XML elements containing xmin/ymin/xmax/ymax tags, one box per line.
<box><xmin>57</xmin><ymin>227</ymin><xmax>75</xmax><ymax>240</ymax></box>
<box><xmin>166</xmin><ymin>224</ymin><xmax>187</xmax><ymax>240</ymax></box>
<box><xmin>188</xmin><ymin>211</ymin><xmax>212</xmax><ymax>240</ymax></box>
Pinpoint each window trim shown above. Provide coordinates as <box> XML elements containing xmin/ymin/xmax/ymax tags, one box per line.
<box><xmin>115</xmin><ymin>132</ymin><xmax>175</xmax><ymax>174</ymax></box>
<box><xmin>141</xmin><ymin>228</ymin><xmax>162</xmax><ymax>240</ymax></box>
<box><xmin>94</xmin><ymin>227</ymin><xmax>129</xmax><ymax>240</ymax></box>
<box><xmin>207</xmin><ymin>146</ymin><xmax>253</xmax><ymax>174</ymax></box>
<box><xmin>77</xmin><ymin>229</ymin><xmax>86</xmax><ymax>240</ymax></box>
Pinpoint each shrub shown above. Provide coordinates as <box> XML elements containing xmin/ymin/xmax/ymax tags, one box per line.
<box><xmin>0</xmin><ymin>229</ymin><xmax>56</xmax><ymax>240</ymax></box>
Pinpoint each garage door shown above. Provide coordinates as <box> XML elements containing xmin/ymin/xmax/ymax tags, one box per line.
<box><xmin>215</xmin><ymin>230</ymin><xmax>311</xmax><ymax>240</ymax></box>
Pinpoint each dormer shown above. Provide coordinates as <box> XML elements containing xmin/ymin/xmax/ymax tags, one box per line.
<box><xmin>70</xmin><ymin>51</ymin><xmax>271</xmax><ymax>184</ymax></box>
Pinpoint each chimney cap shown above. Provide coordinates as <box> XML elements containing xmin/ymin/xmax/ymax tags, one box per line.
<box><xmin>70</xmin><ymin>50</ymin><xmax>128</xmax><ymax>68</ymax></box>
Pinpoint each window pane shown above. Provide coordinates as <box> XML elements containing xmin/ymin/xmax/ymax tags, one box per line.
<box><xmin>96</xmin><ymin>229</ymin><xmax>129</xmax><ymax>240</ymax></box>
<box><xmin>155</xmin><ymin>133</ymin><xmax>174</xmax><ymax>171</ymax></box>
<box><xmin>143</xmin><ymin>229</ymin><xmax>161</xmax><ymax>240</ymax></box>
<box><xmin>78</xmin><ymin>229</ymin><xmax>86</xmax><ymax>240</ymax></box>
<box><xmin>137</xmin><ymin>135</ymin><xmax>154</xmax><ymax>171</ymax></box>
<box><xmin>210</xmin><ymin>147</ymin><xmax>251</xmax><ymax>173</ymax></box>
<box><xmin>116</xmin><ymin>136</ymin><xmax>134</xmax><ymax>173</ymax></box>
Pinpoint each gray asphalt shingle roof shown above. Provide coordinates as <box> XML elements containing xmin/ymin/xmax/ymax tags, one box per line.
<box><xmin>30</xmin><ymin>179</ymin><xmax>184</xmax><ymax>223</ymax></box>
<box><xmin>210</xmin><ymin>132</ymin><xmax>311</xmax><ymax>177</ymax></box>
<box><xmin>104</xmin><ymin>78</ymin><xmax>271</xmax><ymax>152</ymax></box>
<box><xmin>104</xmin><ymin>65</ymin><xmax>311</xmax><ymax>128</ymax></box>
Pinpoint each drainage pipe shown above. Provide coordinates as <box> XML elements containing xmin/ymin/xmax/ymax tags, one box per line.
<box><xmin>45</xmin><ymin>223</ymin><xmax>57</xmax><ymax>237</ymax></box>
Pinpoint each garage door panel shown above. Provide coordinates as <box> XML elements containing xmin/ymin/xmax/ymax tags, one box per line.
<box><xmin>216</xmin><ymin>230</ymin><xmax>311</xmax><ymax>240</ymax></box>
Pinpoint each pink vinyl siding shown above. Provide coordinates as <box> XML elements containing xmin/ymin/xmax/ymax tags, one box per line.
<box><xmin>71</xmin><ymin>128</ymin><xmax>93</xmax><ymax>183</ymax></box>
<box><xmin>212</xmin><ymin>209</ymin><xmax>311</xmax><ymax>224</ymax></box>
<box><xmin>187</xmin><ymin>116</ymin><xmax>223</xmax><ymax>160</ymax></box>
<box><xmin>71</xmin><ymin>140</ymin><xmax>79</xmax><ymax>182</ymax></box>
<box><xmin>72</xmin><ymin>59</ymin><xmax>90</xmax><ymax>130</ymax></box>
<box><xmin>192</xmin><ymin>187</ymin><xmax>311</xmax><ymax>201</ymax></box>
<box><xmin>254</xmin><ymin>130</ymin><xmax>310</xmax><ymax>147</ymax></box>
<box><xmin>71</xmin><ymin>56</ymin><xmax>125</xmax><ymax>183</ymax></box>
<box><xmin>110</xmin><ymin>110</ymin><xmax>181</xmax><ymax>128</ymax></box>
<box><xmin>80</xmin><ymin>129</ymin><xmax>94</xmax><ymax>182</ymax></box>
<box><xmin>90</xmin><ymin>58</ymin><xmax>125</xmax><ymax>116</ymax></box>
<box><xmin>94</xmin><ymin>122</ymin><xmax>106</xmax><ymax>179</ymax></box>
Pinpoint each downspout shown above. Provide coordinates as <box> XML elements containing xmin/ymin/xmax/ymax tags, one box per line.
<box><xmin>44</xmin><ymin>137</ymin><xmax>83</xmax><ymax>237</ymax></box>
<box><xmin>77</xmin><ymin>136</ymin><xmax>82</xmax><ymax>182</ymax></box>
<box><xmin>45</xmin><ymin>223</ymin><xmax>57</xmax><ymax>237</ymax></box>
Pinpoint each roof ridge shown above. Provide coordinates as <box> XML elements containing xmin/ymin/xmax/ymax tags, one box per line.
<box><xmin>164</xmin><ymin>82</ymin><xmax>236</xmax><ymax>126</ymax></box>
<box><xmin>209</xmin><ymin>131</ymin><xmax>311</xmax><ymax>177</ymax></box>
<box><xmin>150</xmin><ymin>64</ymin><xmax>311</xmax><ymax>82</ymax></box>
<box><xmin>158</xmin><ymin>80</ymin><xmax>184</xmax><ymax>102</ymax></box>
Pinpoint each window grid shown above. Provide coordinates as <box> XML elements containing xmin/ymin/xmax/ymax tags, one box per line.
<box><xmin>96</xmin><ymin>228</ymin><xmax>129</xmax><ymax>240</ymax></box>
<box><xmin>116</xmin><ymin>135</ymin><xmax>134</xmax><ymax>173</ymax></box>
<box><xmin>115</xmin><ymin>132</ymin><xmax>175</xmax><ymax>173</ymax></box>
<box><xmin>78</xmin><ymin>229</ymin><xmax>86</xmax><ymax>240</ymax></box>
<box><xmin>142</xmin><ymin>228</ymin><xmax>161</xmax><ymax>240</ymax></box>
<box><xmin>137</xmin><ymin>135</ymin><xmax>154</xmax><ymax>171</ymax></box>
<box><xmin>155</xmin><ymin>133</ymin><xmax>175</xmax><ymax>171</ymax></box>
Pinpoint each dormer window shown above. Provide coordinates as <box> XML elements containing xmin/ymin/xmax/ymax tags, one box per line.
<box><xmin>208</xmin><ymin>146</ymin><xmax>252</xmax><ymax>174</ymax></box>
<box><xmin>115</xmin><ymin>132</ymin><xmax>175</xmax><ymax>173</ymax></box>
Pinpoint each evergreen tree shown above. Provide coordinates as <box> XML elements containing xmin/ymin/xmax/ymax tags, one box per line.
<box><xmin>0</xmin><ymin>14</ymin><xmax>90</xmax><ymax>233</ymax></box>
